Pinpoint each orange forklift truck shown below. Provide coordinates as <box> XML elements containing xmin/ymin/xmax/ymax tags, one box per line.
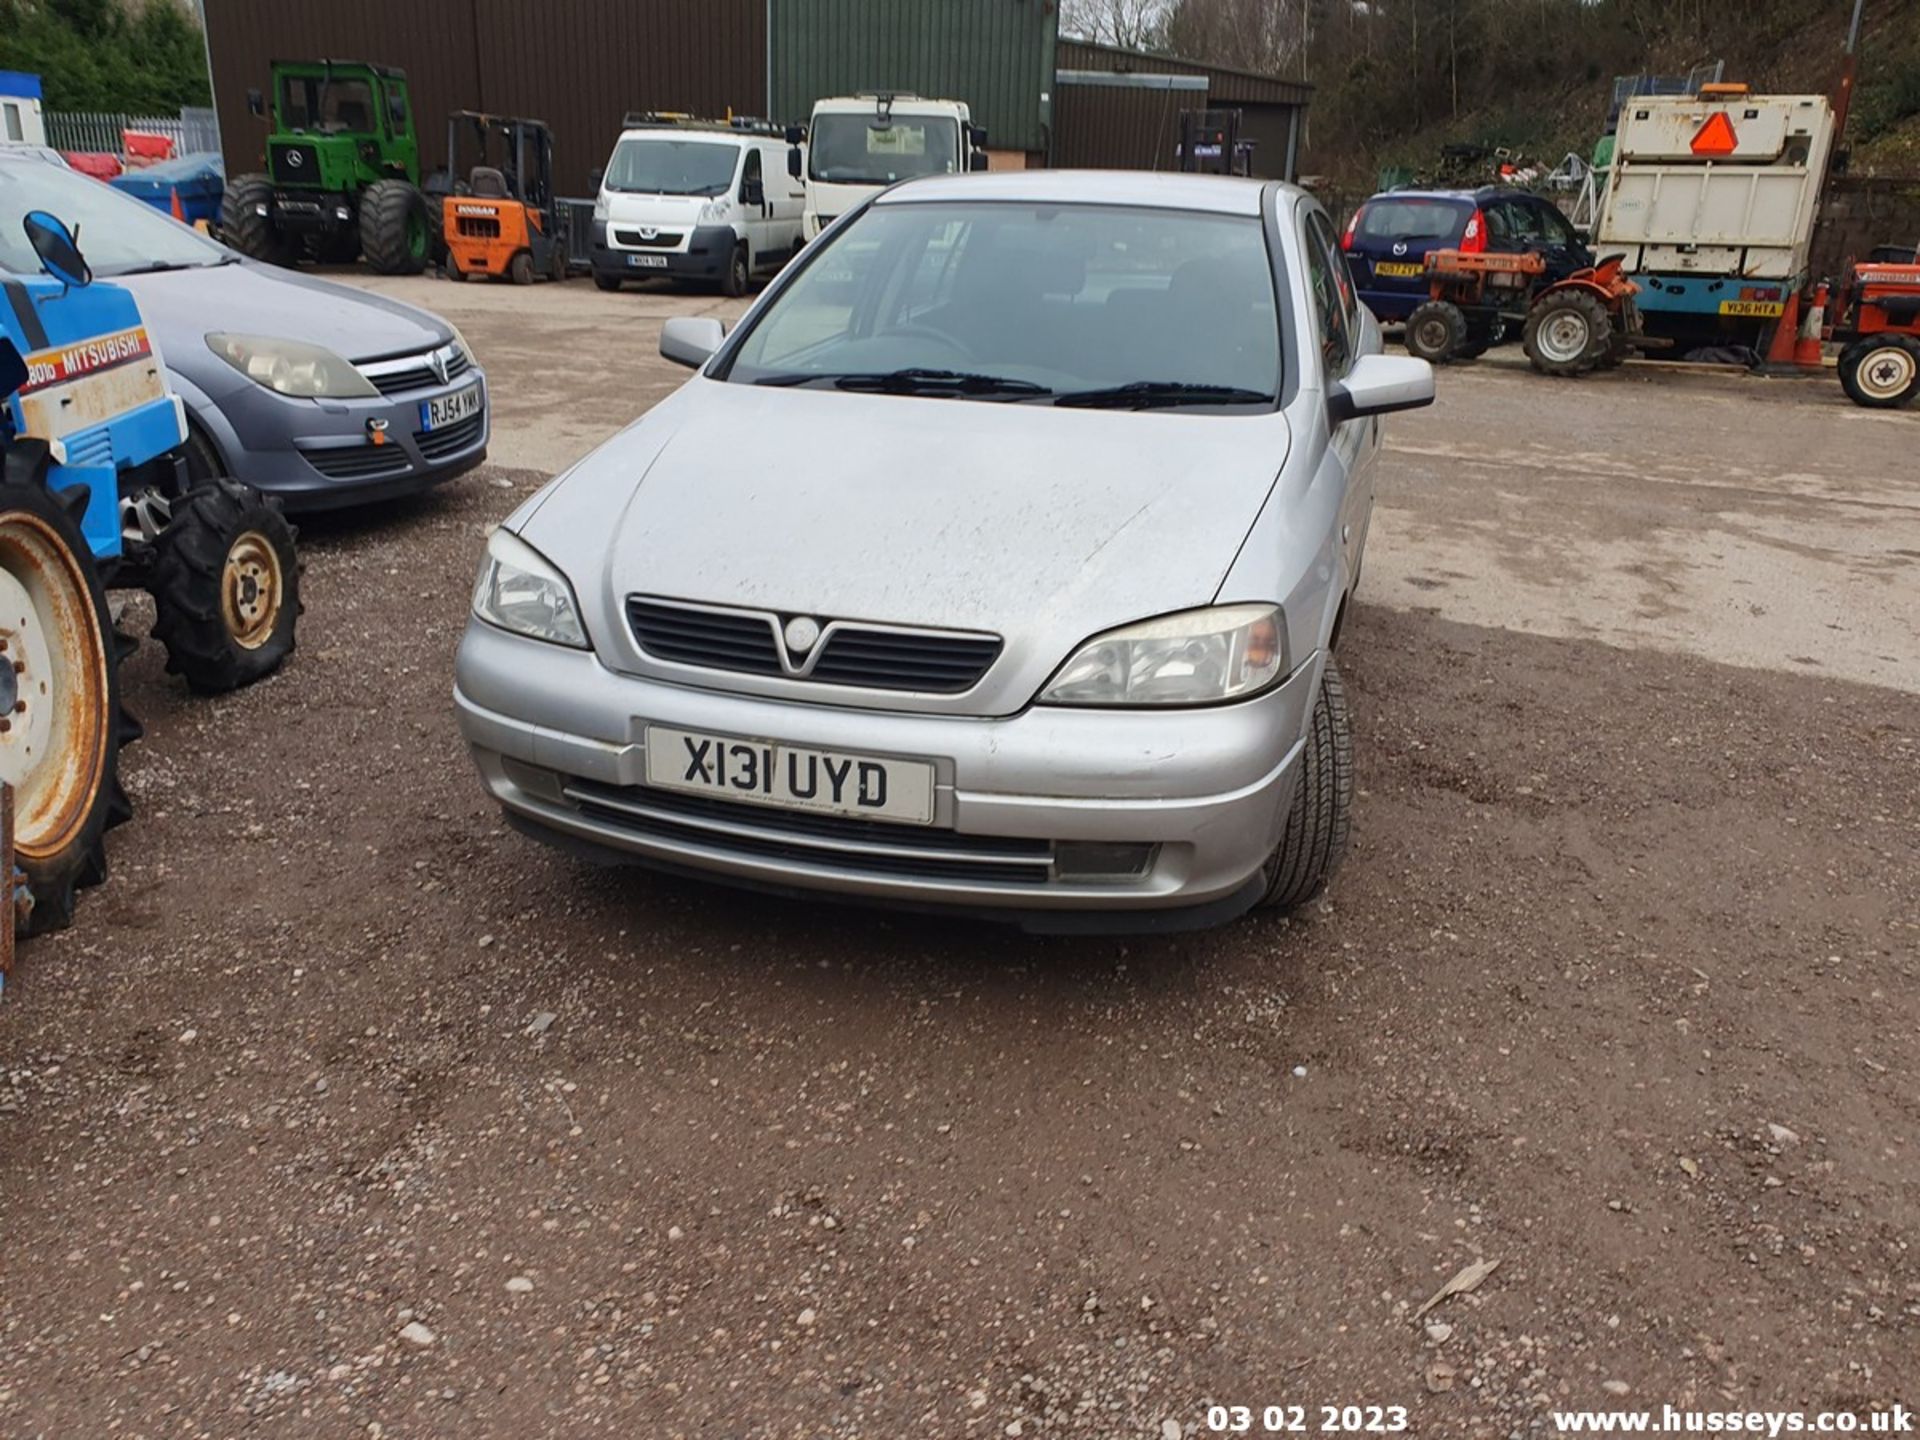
<box><xmin>438</xmin><ymin>112</ymin><xmax>569</xmax><ymax>284</ymax></box>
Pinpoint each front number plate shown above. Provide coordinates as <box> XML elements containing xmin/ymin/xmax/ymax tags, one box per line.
<box><xmin>643</xmin><ymin>726</ymin><xmax>936</xmax><ymax>826</ymax></box>
<box><xmin>1373</xmin><ymin>261</ymin><xmax>1424</xmax><ymax>277</ymax></box>
<box><xmin>626</xmin><ymin>253</ymin><xmax>669</xmax><ymax>268</ymax></box>
<box><xmin>419</xmin><ymin>380</ymin><xmax>481</xmax><ymax>431</ymax></box>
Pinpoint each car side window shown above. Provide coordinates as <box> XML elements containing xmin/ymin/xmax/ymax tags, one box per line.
<box><xmin>1501</xmin><ymin>200</ymin><xmax>1545</xmax><ymax>244</ymax></box>
<box><xmin>1540</xmin><ymin>203</ymin><xmax>1580</xmax><ymax>248</ymax></box>
<box><xmin>1301</xmin><ymin>209</ymin><xmax>1353</xmax><ymax>378</ymax></box>
<box><xmin>741</xmin><ymin>147</ymin><xmax>762</xmax><ymax>198</ymax></box>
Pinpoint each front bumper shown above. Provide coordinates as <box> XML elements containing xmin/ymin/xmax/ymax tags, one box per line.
<box><xmin>589</xmin><ymin>221</ymin><xmax>737</xmax><ymax>283</ymax></box>
<box><xmin>193</xmin><ymin>369</ymin><xmax>491</xmax><ymax>513</ymax></box>
<box><xmin>453</xmin><ymin>619</ymin><xmax>1321</xmax><ymax>929</ymax></box>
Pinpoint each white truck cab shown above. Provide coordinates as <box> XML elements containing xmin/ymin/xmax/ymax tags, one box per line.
<box><xmin>590</xmin><ymin>114</ymin><xmax>806</xmax><ymax>296</ymax></box>
<box><xmin>787</xmin><ymin>94</ymin><xmax>987</xmax><ymax>241</ymax></box>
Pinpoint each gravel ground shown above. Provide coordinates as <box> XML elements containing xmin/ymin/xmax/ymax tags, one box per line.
<box><xmin>0</xmin><ymin>279</ymin><xmax>1915</xmax><ymax>1438</ymax></box>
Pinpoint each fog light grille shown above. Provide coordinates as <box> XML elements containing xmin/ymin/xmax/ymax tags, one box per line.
<box><xmin>1052</xmin><ymin>842</ymin><xmax>1157</xmax><ymax>881</ymax></box>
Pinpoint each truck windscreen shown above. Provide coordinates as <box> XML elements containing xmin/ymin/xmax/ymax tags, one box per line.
<box><xmin>809</xmin><ymin>114</ymin><xmax>960</xmax><ymax>185</ymax></box>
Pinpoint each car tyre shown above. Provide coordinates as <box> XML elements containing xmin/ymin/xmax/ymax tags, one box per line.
<box><xmin>219</xmin><ymin>173</ymin><xmax>297</xmax><ymax>268</ymax></box>
<box><xmin>1405</xmin><ymin>301</ymin><xmax>1468</xmax><ymax>363</ymax></box>
<box><xmin>1256</xmin><ymin>657</ymin><xmax>1354</xmax><ymax>912</ymax></box>
<box><xmin>1838</xmin><ymin>336</ymin><xmax>1920</xmax><ymax>409</ymax></box>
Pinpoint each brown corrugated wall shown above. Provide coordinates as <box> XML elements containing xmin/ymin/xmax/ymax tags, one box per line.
<box><xmin>1051</xmin><ymin>83</ymin><xmax>1194</xmax><ymax>173</ymax></box>
<box><xmin>202</xmin><ymin>0</ymin><xmax>766</xmax><ymax>196</ymax></box>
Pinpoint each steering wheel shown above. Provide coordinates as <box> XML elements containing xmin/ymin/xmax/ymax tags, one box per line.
<box><xmin>881</xmin><ymin>323</ymin><xmax>976</xmax><ymax>360</ymax></box>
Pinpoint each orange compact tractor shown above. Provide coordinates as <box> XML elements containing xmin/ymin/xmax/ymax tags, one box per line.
<box><xmin>1409</xmin><ymin>249</ymin><xmax>1656</xmax><ymax>375</ymax></box>
<box><xmin>1828</xmin><ymin>250</ymin><xmax>1920</xmax><ymax>409</ymax></box>
<box><xmin>439</xmin><ymin>112</ymin><xmax>569</xmax><ymax>284</ymax></box>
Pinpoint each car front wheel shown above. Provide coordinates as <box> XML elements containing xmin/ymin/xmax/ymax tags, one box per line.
<box><xmin>1256</xmin><ymin>657</ymin><xmax>1354</xmax><ymax>912</ymax></box>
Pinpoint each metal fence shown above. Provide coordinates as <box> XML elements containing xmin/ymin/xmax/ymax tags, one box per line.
<box><xmin>43</xmin><ymin>107</ymin><xmax>221</xmax><ymax>158</ymax></box>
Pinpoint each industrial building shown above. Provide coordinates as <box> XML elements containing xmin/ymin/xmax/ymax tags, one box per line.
<box><xmin>200</xmin><ymin>0</ymin><xmax>1308</xmax><ymax>195</ymax></box>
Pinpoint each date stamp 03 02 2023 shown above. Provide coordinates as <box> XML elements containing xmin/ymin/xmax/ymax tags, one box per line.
<box><xmin>1203</xmin><ymin>1404</ymin><xmax>1412</xmax><ymax>1434</ymax></box>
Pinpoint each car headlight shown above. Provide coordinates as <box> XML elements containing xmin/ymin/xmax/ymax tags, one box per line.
<box><xmin>206</xmin><ymin>332</ymin><xmax>378</xmax><ymax>399</ymax></box>
<box><xmin>472</xmin><ymin>527</ymin><xmax>589</xmax><ymax>649</ymax></box>
<box><xmin>1039</xmin><ymin>604</ymin><xmax>1289</xmax><ymax>707</ymax></box>
<box><xmin>444</xmin><ymin>322</ymin><xmax>475</xmax><ymax>367</ymax></box>
<box><xmin>698</xmin><ymin>199</ymin><xmax>732</xmax><ymax>225</ymax></box>
<box><xmin>593</xmin><ymin>191</ymin><xmax>609</xmax><ymax>222</ymax></box>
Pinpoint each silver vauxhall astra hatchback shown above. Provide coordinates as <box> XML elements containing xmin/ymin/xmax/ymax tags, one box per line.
<box><xmin>454</xmin><ymin>171</ymin><xmax>1435</xmax><ymax>932</ymax></box>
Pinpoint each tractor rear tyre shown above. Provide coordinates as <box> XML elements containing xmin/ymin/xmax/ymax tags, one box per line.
<box><xmin>0</xmin><ymin>458</ymin><xmax>137</xmax><ymax>937</ymax></box>
<box><xmin>1256</xmin><ymin>657</ymin><xmax>1354</xmax><ymax>912</ymax></box>
<box><xmin>1405</xmin><ymin>301</ymin><xmax>1469</xmax><ymax>364</ymax></box>
<box><xmin>1838</xmin><ymin>336</ymin><xmax>1920</xmax><ymax>409</ymax></box>
<box><xmin>359</xmin><ymin>179</ymin><xmax>431</xmax><ymax>276</ymax></box>
<box><xmin>509</xmin><ymin>250</ymin><xmax>535</xmax><ymax>286</ymax></box>
<box><xmin>1525</xmin><ymin>290</ymin><xmax>1612</xmax><ymax>376</ymax></box>
<box><xmin>149</xmin><ymin>478</ymin><xmax>300</xmax><ymax>695</ymax></box>
<box><xmin>220</xmin><ymin>173</ymin><xmax>297</xmax><ymax>268</ymax></box>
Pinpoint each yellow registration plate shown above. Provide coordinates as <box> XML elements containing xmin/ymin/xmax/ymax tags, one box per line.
<box><xmin>1718</xmin><ymin>300</ymin><xmax>1785</xmax><ymax>318</ymax></box>
<box><xmin>1374</xmin><ymin>261</ymin><xmax>1424</xmax><ymax>278</ymax></box>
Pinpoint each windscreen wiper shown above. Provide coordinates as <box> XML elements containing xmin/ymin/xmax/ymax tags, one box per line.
<box><xmin>1052</xmin><ymin>381</ymin><xmax>1274</xmax><ymax>410</ymax></box>
<box><xmin>754</xmin><ymin>368</ymin><xmax>1050</xmax><ymax>397</ymax></box>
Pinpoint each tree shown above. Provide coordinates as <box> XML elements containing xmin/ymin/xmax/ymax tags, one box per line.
<box><xmin>0</xmin><ymin>0</ymin><xmax>212</xmax><ymax>113</ymax></box>
<box><xmin>1062</xmin><ymin>0</ymin><xmax>1172</xmax><ymax>50</ymax></box>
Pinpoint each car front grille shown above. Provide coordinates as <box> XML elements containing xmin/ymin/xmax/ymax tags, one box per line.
<box><xmin>613</xmin><ymin>228</ymin><xmax>684</xmax><ymax>248</ymax></box>
<box><xmin>561</xmin><ymin>778</ymin><xmax>1055</xmax><ymax>887</ymax></box>
<box><xmin>360</xmin><ymin>344</ymin><xmax>473</xmax><ymax>397</ymax></box>
<box><xmin>415</xmin><ymin>409</ymin><xmax>486</xmax><ymax>462</ymax></box>
<box><xmin>303</xmin><ymin>442</ymin><xmax>412</xmax><ymax>481</ymax></box>
<box><xmin>626</xmin><ymin>597</ymin><xmax>1001</xmax><ymax>694</ymax></box>
<box><xmin>269</xmin><ymin>142</ymin><xmax>322</xmax><ymax>186</ymax></box>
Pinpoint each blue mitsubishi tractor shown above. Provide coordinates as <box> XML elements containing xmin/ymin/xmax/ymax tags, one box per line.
<box><xmin>1</xmin><ymin>211</ymin><xmax>300</xmax><ymax>937</ymax></box>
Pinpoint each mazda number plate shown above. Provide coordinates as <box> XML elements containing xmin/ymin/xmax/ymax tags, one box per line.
<box><xmin>644</xmin><ymin>726</ymin><xmax>935</xmax><ymax>826</ymax></box>
<box><xmin>419</xmin><ymin>380</ymin><xmax>481</xmax><ymax>431</ymax></box>
<box><xmin>1373</xmin><ymin>261</ymin><xmax>1424</xmax><ymax>277</ymax></box>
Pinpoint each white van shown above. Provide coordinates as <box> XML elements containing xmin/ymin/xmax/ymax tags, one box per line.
<box><xmin>590</xmin><ymin>115</ymin><xmax>805</xmax><ymax>296</ymax></box>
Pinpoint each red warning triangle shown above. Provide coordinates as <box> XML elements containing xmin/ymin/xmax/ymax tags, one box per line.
<box><xmin>1690</xmin><ymin>112</ymin><xmax>1738</xmax><ymax>156</ymax></box>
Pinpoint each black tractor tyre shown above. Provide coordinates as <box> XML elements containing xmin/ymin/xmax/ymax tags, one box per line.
<box><xmin>149</xmin><ymin>478</ymin><xmax>301</xmax><ymax>695</ymax></box>
<box><xmin>720</xmin><ymin>242</ymin><xmax>750</xmax><ymax>298</ymax></box>
<box><xmin>359</xmin><ymin>179</ymin><xmax>431</xmax><ymax>276</ymax></box>
<box><xmin>0</xmin><ymin>455</ymin><xmax>138</xmax><ymax>937</ymax></box>
<box><xmin>594</xmin><ymin>272</ymin><xmax>622</xmax><ymax>293</ymax></box>
<box><xmin>1405</xmin><ymin>300</ymin><xmax>1469</xmax><ymax>363</ymax></box>
<box><xmin>1838</xmin><ymin>336</ymin><xmax>1920</xmax><ymax>409</ymax></box>
<box><xmin>1525</xmin><ymin>289</ymin><xmax>1613</xmax><ymax>376</ymax></box>
<box><xmin>219</xmin><ymin>173</ymin><xmax>297</xmax><ymax>268</ymax></box>
<box><xmin>1256</xmin><ymin>657</ymin><xmax>1355</xmax><ymax>912</ymax></box>
<box><xmin>510</xmin><ymin>250</ymin><xmax>535</xmax><ymax>286</ymax></box>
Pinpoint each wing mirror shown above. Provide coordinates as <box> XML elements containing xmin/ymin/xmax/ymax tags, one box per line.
<box><xmin>23</xmin><ymin>210</ymin><xmax>92</xmax><ymax>289</ymax></box>
<box><xmin>660</xmin><ymin>316</ymin><xmax>726</xmax><ymax>370</ymax></box>
<box><xmin>787</xmin><ymin>145</ymin><xmax>803</xmax><ymax>179</ymax></box>
<box><xmin>1327</xmin><ymin>353</ymin><xmax>1434</xmax><ymax>423</ymax></box>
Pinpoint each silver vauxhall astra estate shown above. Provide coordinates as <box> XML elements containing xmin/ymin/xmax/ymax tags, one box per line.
<box><xmin>454</xmin><ymin>170</ymin><xmax>1434</xmax><ymax>932</ymax></box>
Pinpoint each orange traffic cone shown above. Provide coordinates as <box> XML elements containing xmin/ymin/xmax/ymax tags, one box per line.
<box><xmin>1794</xmin><ymin>281</ymin><xmax>1828</xmax><ymax>368</ymax></box>
<box><xmin>1764</xmin><ymin>290</ymin><xmax>1802</xmax><ymax>367</ymax></box>
<box><xmin>169</xmin><ymin>186</ymin><xmax>185</xmax><ymax>222</ymax></box>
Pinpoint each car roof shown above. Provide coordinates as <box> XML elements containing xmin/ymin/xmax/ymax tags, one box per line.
<box><xmin>878</xmin><ymin>169</ymin><xmax>1279</xmax><ymax>216</ymax></box>
<box><xmin>1365</xmin><ymin>185</ymin><xmax>1530</xmax><ymax>203</ymax></box>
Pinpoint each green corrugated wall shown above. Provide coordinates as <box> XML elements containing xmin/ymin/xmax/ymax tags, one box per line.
<box><xmin>768</xmin><ymin>0</ymin><xmax>1056</xmax><ymax>154</ymax></box>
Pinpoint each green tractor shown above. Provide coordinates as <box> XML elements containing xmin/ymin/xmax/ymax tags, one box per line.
<box><xmin>221</xmin><ymin>59</ymin><xmax>434</xmax><ymax>275</ymax></box>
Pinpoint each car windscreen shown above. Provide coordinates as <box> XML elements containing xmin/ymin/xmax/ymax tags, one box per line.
<box><xmin>0</xmin><ymin>159</ymin><xmax>228</xmax><ymax>277</ymax></box>
<box><xmin>724</xmin><ymin>200</ymin><xmax>1281</xmax><ymax>406</ymax></box>
<box><xmin>280</xmin><ymin>75</ymin><xmax>376</xmax><ymax>134</ymax></box>
<box><xmin>808</xmin><ymin>114</ymin><xmax>960</xmax><ymax>185</ymax></box>
<box><xmin>604</xmin><ymin>138</ymin><xmax>738</xmax><ymax>196</ymax></box>
<box><xmin>1356</xmin><ymin>197</ymin><xmax>1471</xmax><ymax>246</ymax></box>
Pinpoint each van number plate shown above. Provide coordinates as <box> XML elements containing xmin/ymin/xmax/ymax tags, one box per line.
<box><xmin>626</xmin><ymin>253</ymin><xmax>669</xmax><ymax>268</ymax></box>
